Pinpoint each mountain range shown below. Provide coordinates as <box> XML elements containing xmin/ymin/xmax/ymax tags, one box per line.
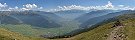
<box><xmin>0</xmin><ymin>9</ymin><xmax>135</xmax><ymax>40</ymax></box>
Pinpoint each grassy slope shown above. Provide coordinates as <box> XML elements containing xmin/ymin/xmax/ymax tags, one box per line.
<box><xmin>123</xmin><ymin>19</ymin><xmax>135</xmax><ymax>40</ymax></box>
<box><xmin>66</xmin><ymin>14</ymin><xmax>135</xmax><ymax>40</ymax></box>
<box><xmin>0</xmin><ymin>28</ymin><xmax>48</xmax><ymax>40</ymax></box>
<box><xmin>0</xmin><ymin>28</ymin><xmax>31</xmax><ymax>40</ymax></box>
<box><xmin>70</xmin><ymin>22</ymin><xmax>115</xmax><ymax>40</ymax></box>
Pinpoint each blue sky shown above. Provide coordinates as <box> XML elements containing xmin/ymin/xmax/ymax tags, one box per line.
<box><xmin>0</xmin><ymin>0</ymin><xmax>134</xmax><ymax>8</ymax></box>
<box><xmin>0</xmin><ymin>0</ymin><xmax>135</xmax><ymax>11</ymax></box>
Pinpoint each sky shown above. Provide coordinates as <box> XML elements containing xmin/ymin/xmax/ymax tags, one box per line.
<box><xmin>0</xmin><ymin>0</ymin><xmax>135</xmax><ymax>11</ymax></box>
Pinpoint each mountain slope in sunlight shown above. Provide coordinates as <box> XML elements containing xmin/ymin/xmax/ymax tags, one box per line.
<box><xmin>67</xmin><ymin>13</ymin><xmax>135</xmax><ymax>40</ymax></box>
<box><xmin>0</xmin><ymin>28</ymin><xmax>40</xmax><ymax>40</ymax></box>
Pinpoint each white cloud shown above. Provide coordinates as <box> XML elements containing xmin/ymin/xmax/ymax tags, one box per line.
<box><xmin>22</xmin><ymin>4</ymin><xmax>38</xmax><ymax>10</ymax></box>
<box><xmin>47</xmin><ymin>1</ymin><xmax>115</xmax><ymax>12</ymax></box>
<box><xmin>47</xmin><ymin>1</ymin><xmax>135</xmax><ymax>12</ymax></box>
<box><xmin>38</xmin><ymin>7</ymin><xmax>43</xmax><ymax>9</ymax></box>
<box><xmin>0</xmin><ymin>3</ymin><xmax>8</xmax><ymax>8</ymax></box>
<box><xmin>9</xmin><ymin>4</ymin><xmax>43</xmax><ymax>11</ymax></box>
<box><xmin>105</xmin><ymin>1</ymin><xmax>114</xmax><ymax>8</ymax></box>
<box><xmin>0</xmin><ymin>3</ymin><xmax>9</xmax><ymax>11</ymax></box>
<box><xmin>15</xmin><ymin>6</ymin><xmax>19</xmax><ymax>9</ymax></box>
<box><xmin>118</xmin><ymin>5</ymin><xmax>124</xmax><ymax>7</ymax></box>
<box><xmin>0</xmin><ymin>3</ymin><xmax>43</xmax><ymax>11</ymax></box>
<box><xmin>8</xmin><ymin>6</ymin><xmax>21</xmax><ymax>11</ymax></box>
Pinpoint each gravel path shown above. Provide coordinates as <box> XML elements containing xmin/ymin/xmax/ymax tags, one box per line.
<box><xmin>107</xmin><ymin>26</ymin><xmax>126</xmax><ymax>40</ymax></box>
